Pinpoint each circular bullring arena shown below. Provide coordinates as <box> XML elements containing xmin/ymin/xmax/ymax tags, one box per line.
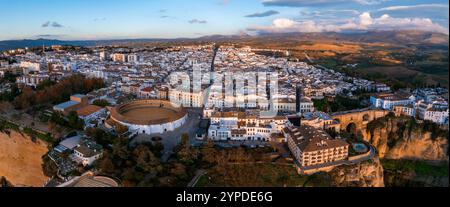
<box><xmin>109</xmin><ymin>100</ymin><xmax>188</xmax><ymax>135</ymax></box>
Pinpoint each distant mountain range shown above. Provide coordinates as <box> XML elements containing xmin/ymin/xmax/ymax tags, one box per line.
<box><xmin>0</xmin><ymin>38</ymin><xmax>167</xmax><ymax>52</ymax></box>
<box><xmin>0</xmin><ymin>30</ymin><xmax>448</xmax><ymax>52</ymax></box>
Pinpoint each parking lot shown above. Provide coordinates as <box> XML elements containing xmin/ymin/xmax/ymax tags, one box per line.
<box><xmin>130</xmin><ymin>108</ymin><xmax>203</xmax><ymax>162</ymax></box>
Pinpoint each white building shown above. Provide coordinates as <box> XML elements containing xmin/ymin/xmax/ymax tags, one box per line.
<box><xmin>99</xmin><ymin>51</ymin><xmax>109</xmax><ymax>61</ymax></box>
<box><xmin>272</xmin><ymin>97</ymin><xmax>314</xmax><ymax>113</ymax></box>
<box><xmin>393</xmin><ymin>105</ymin><xmax>415</xmax><ymax>117</ymax></box>
<box><xmin>207</xmin><ymin>110</ymin><xmax>287</xmax><ymax>141</ymax></box>
<box><xmin>302</xmin><ymin>111</ymin><xmax>340</xmax><ymax>132</ymax></box>
<box><xmin>284</xmin><ymin>125</ymin><xmax>349</xmax><ymax>171</ymax></box>
<box><xmin>76</xmin><ymin>105</ymin><xmax>106</xmax><ymax>128</ymax></box>
<box><xmin>127</xmin><ymin>54</ymin><xmax>139</xmax><ymax>63</ymax></box>
<box><xmin>0</xmin><ymin>61</ymin><xmax>8</xmax><ymax>67</ymax></box>
<box><xmin>112</xmin><ymin>53</ymin><xmax>127</xmax><ymax>62</ymax></box>
<box><xmin>72</xmin><ymin>141</ymin><xmax>103</xmax><ymax>166</ymax></box>
<box><xmin>169</xmin><ymin>88</ymin><xmax>206</xmax><ymax>108</ymax></box>
<box><xmin>16</xmin><ymin>74</ymin><xmax>49</xmax><ymax>87</ymax></box>
<box><xmin>370</xmin><ymin>83</ymin><xmax>391</xmax><ymax>92</ymax></box>
<box><xmin>417</xmin><ymin>100</ymin><xmax>449</xmax><ymax>125</ymax></box>
<box><xmin>423</xmin><ymin>108</ymin><xmax>449</xmax><ymax>125</ymax></box>
<box><xmin>20</xmin><ymin>61</ymin><xmax>41</xmax><ymax>72</ymax></box>
<box><xmin>370</xmin><ymin>93</ymin><xmax>415</xmax><ymax>110</ymax></box>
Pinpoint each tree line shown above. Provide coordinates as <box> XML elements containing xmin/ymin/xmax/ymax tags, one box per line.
<box><xmin>14</xmin><ymin>74</ymin><xmax>105</xmax><ymax>109</ymax></box>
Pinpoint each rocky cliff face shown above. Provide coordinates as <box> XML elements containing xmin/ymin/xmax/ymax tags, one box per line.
<box><xmin>329</xmin><ymin>156</ymin><xmax>385</xmax><ymax>187</ymax></box>
<box><xmin>366</xmin><ymin>116</ymin><xmax>448</xmax><ymax>161</ymax></box>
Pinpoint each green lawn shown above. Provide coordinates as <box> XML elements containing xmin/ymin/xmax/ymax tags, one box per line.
<box><xmin>382</xmin><ymin>159</ymin><xmax>449</xmax><ymax>177</ymax></box>
<box><xmin>193</xmin><ymin>174</ymin><xmax>210</xmax><ymax>187</ymax></box>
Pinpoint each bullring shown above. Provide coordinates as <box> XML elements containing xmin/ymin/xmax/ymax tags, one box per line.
<box><xmin>109</xmin><ymin>100</ymin><xmax>188</xmax><ymax>135</ymax></box>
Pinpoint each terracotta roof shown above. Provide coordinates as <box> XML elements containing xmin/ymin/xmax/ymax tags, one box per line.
<box><xmin>231</xmin><ymin>129</ymin><xmax>247</xmax><ymax>135</ymax></box>
<box><xmin>60</xmin><ymin>172</ymin><xmax>119</xmax><ymax>187</ymax></box>
<box><xmin>77</xmin><ymin>105</ymin><xmax>103</xmax><ymax>117</ymax></box>
<box><xmin>284</xmin><ymin>125</ymin><xmax>348</xmax><ymax>153</ymax></box>
<box><xmin>71</xmin><ymin>175</ymin><xmax>118</xmax><ymax>187</ymax></box>
<box><xmin>141</xmin><ymin>87</ymin><xmax>152</xmax><ymax>92</ymax></box>
<box><xmin>271</xmin><ymin>133</ymin><xmax>284</xmax><ymax>139</ymax></box>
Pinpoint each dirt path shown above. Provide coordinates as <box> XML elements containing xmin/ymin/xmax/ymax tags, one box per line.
<box><xmin>0</xmin><ymin>131</ymin><xmax>49</xmax><ymax>187</ymax></box>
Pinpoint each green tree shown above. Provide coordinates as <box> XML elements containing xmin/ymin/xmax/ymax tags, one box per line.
<box><xmin>176</xmin><ymin>134</ymin><xmax>200</xmax><ymax>165</ymax></box>
<box><xmin>177</xmin><ymin>147</ymin><xmax>200</xmax><ymax>165</ymax></box>
<box><xmin>112</xmin><ymin>137</ymin><xmax>130</xmax><ymax>160</ymax></box>
<box><xmin>0</xmin><ymin>72</ymin><xmax>18</xmax><ymax>84</ymax></box>
<box><xmin>93</xmin><ymin>99</ymin><xmax>111</xmax><ymax>107</ymax></box>
<box><xmin>201</xmin><ymin>139</ymin><xmax>217</xmax><ymax>164</ymax></box>
<box><xmin>36</xmin><ymin>79</ymin><xmax>56</xmax><ymax>90</ymax></box>
<box><xmin>181</xmin><ymin>133</ymin><xmax>189</xmax><ymax>146</ymax></box>
<box><xmin>169</xmin><ymin>163</ymin><xmax>188</xmax><ymax>180</ymax></box>
<box><xmin>67</xmin><ymin>111</ymin><xmax>84</xmax><ymax>130</ymax></box>
<box><xmin>86</xmin><ymin>128</ymin><xmax>116</xmax><ymax>148</ymax></box>
<box><xmin>0</xmin><ymin>176</ymin><xmax>13</xmax><ymax>187</ymax></box>
<box><xmin>98</xmin><ymin>153</ymin><xmax>116</xmax><ymax>175</ymax></box>
<box><xmin>41</xmin><ymin>154</ymin><xmax>58</xmax><ymax>177</ymax></box>
<box><xmin>133</xmin><ymin>145</ymin><xmax>162</xmax><ymax>175</ymax></box>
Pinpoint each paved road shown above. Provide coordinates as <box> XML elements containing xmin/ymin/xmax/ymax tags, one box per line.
<box><xmin>213</xmin><ymin>140</ymin><xmax>270</xmax><ymax>148</ymax></box>
<box><xmin>187</xmin><ymin>170</ymin><xmax>207</xmax><ymax>187</ymax></box>
<box><xmin>130</xmin><ymin>108</ymin><xmax>204</xmax><ymax>162</ymax></box>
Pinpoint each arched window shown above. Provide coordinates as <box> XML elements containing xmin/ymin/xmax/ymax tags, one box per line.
<box><xmin>363</xmin><ymin>114</ymin><xmax>370</xmax><ymax>121</ymax></box>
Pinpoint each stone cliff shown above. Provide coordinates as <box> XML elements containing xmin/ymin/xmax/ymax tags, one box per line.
<box><xmin>366</xmin><ymin>115</ymin><xmax>448</xmax><ymax>161</ymax></box>
<box><xmin>329</xmin><ymin>156</ymin><xmax>385</xmax><ymax>187</ymax></box>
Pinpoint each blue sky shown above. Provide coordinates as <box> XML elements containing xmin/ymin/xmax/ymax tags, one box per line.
<box><xmin>0</xmin><ymin>0</ymin><xmax>448</xmax><ymax>40</ymax></box>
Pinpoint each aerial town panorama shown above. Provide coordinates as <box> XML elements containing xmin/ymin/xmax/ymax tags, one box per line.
<box><xmin>0</xmin><ymin>0</ymin><xmax>448</xmax><ymax>190</ymax></box>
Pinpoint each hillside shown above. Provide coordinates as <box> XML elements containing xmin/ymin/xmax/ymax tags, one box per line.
<box><xmin>1</xmin><ymin>31</ymin><xmax>448</xmax><ymax>88</ymax></box>
<box><xmin>1</xmin><ymin>30</ymin><xmax>448</xmax><ymax>51</ymax></box>
<box><xmin>0</xmin><ymin>38</ymin><xmax>167</xmax><ymax>52</ymax></box>
<box><xmin>0</xmin><ymin>131</ymin><xmax>49</xmax><ymax>187</ymax></box>
<box><xmin>229</xmin><ymin>31</ymin><xmax>449</xmax><ymax>89</ymax></box>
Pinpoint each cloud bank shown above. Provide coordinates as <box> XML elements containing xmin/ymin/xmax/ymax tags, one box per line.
<box><xmin>248</xmin><ymin>12</ymin><xmax>448</xmax><ymax>34</ymax></box>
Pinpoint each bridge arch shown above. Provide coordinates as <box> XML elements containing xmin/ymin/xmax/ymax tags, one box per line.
<box><xmin>363</xmin><ymin>114</ymin><xmax>370</xmax><ymax>122</ymax></box>
<box><xmin>346</xmin><ymin>122</ymin><xmax>358</xmax><ymax>134</ymax></box>
<box><xmin>331</xmin><ymin>109</ymin><xmax>390</xmax><ymax>139</ymax></box>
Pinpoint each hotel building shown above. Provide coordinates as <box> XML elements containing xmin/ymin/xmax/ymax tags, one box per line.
<box><xmin>284</xmin><ymin>125</ymin><xmax>349</xmax><ymax>168</ymax></box>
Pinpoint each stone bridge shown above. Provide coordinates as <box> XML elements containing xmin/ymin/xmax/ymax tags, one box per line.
<box><xmin>331</xmin><ymin>108</ymin><xmax>389</xmax><ymax>140</ymax></box>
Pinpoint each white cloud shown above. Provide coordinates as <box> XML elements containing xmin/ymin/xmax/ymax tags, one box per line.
<box><xmin>248</xmin><ymin>12</ymin><xmax>449</xmax><ymax>34</ymax></box>
<box><xmin>262</xmin><ymin>0</ymin><xmax>386</xmax><ymax>7</ymax></box>
<box><xmin>367</xmin><ymin>13</ymin><xmax>447</xmax><ymax>33</ymax></box>
<box><xmin>273</xmin><ymin>18</ymin><xmax>296</xmax><ymax>28</ymax></box>
<box><xmin>358</xmin><ymin>12</ymin><xmax>373</xmax><ymax>27</ymax></box>
<box><xmin>327</xmin><ymin>9</ymin><xmax>360</xmax><ymax>15</ymax></box>
<box><xmin>189</xmin><ymin>19</ymin><xmax>208</xmax><ymax>24</ymax></box>
<box><xmin>378</xmin><ymin>4</ymin><xmax>448</xmax><ymax>12</ymax></box>
<box><xmin>299</xmin><ymin>10</ymin><xmax>360</xmax><ymax>19</ymax></box>
<box><xmin>249</xmin><ymin>18</ymin><xmax>323</xmax><ymax>33</ymax></box>
<box><xmin>354</xmin><ymin>0</ymin><xmax>386</xmax><ymax>5</ymax></box>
